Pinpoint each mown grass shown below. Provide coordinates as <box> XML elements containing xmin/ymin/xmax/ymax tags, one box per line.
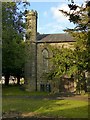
<box><xmin>2</xmin><ymin>98</ymin><xmax>88</xmax><ymax>118</ymax></box>
<box><xmin>2</xmin><ymin>85</ymin><xmax>88</xmax><ymax>118</ymax></box>
<box><xmin>2</xmin><ymin>85</ymin><xmax>48</xmax><ymax>96</ymax></box>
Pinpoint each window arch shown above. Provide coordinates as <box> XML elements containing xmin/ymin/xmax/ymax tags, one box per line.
<box><xmin>42</xmin><ymin>49</ymin><xmax>49</xmax><ymax>72</ymax></box>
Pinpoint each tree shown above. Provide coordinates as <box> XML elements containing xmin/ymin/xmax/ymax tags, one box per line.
<box><xmin>48</xmin><ymin>47</ymin><xmax>75</xmax><ymax>78</ymax></box>
<box><xmin>46</xmin><ymin>1</ymin><xmax>89</xmax><ymax>93</ymax></box>
<box><xmin>58</xmin><ymin>1</ymin><xmax>89</xmax><ymax>93</ymax></box>
<box><xmin>47</xmin><ymin>32</ymin><xmax>88</xmax><ymax>93</ymax></box>
<box><xmin>2</xmin><ymin>2</ymin><xmax>30</xmax><ymax>85</ymax></box>
<box><xmin>72</xmin><ymin>32</ymin><xmax>88</xmax><ymax>93</ymax></box>
<box><xmin>11</xmin><ymin>39</ymin><xmax>25</xmax><ymax>85</ymax></box>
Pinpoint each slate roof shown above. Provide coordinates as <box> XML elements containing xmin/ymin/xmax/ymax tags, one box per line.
<box><xmin>37</xmin><ymin>33</ymin><xmax>75</xmax><ymax>43</ymax></box>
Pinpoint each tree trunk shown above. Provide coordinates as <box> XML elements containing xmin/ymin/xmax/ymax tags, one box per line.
<box><xmin>84</xmin><ymin>82</ymin><xmax>87</xmax><ymax>93</ymax></box>
<box><xmin>5</xmin><ymin>75</ymin><xmax>10</xmax><ymax>85</ymax></box>
<box><xmin>17</xmin><ymin>76</ymin><xmax>20</xmax><ymax>85</ymax></box>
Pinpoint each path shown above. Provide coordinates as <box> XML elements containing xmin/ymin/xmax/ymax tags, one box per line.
<box><xmin>2</xmin><ymin>93</ymin><xmax>88</xmax><ymax>101</ymax></box>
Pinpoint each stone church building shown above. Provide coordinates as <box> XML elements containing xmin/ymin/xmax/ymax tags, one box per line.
<box><xmin>25</xmin><ymin>10</ymin><xmax>76</xmax><ymax>93</ymax></box>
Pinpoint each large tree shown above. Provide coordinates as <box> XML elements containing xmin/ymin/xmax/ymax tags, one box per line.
<box><xmin>59</xmin><ymin>1</ymin><xmax>89</xmax><ymax>93</ymax></box>
<box><xmin>2</xmin><ymin>2</ymin><xmax>30</xmax><ymax>85</ymax></box>
<box><xmin>47</xmin><ymin>1</ymin><xmax>89</xmax><ymax>93</ymax></box>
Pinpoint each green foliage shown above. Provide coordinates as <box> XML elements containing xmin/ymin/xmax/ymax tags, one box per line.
<box><xmin>58</xmin><ymin>1</ymin><xmax>89</xmax><ymax>93</ymax></box>
<box><xmin>51</xmin><ymin>47</ymin><xmax>76</xmax><ymax>78</ymax></box>
<box><xmin>2</xmin><ymin>2</ymin><xmax>30</xmax><ymax>84</ymax></box>
<box><xmin>60</xmin><ymin>1</ymin><xmax>89</xmax><ymax>32</ymax></box>
<box><xmin>48</xmin><ymin>32</ymin><xmax>88</xmax><ymax>92</ymax></box>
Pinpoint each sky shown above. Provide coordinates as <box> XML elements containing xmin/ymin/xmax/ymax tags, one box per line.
<box><xmin>23</xmin><ymin>0</ymin><xmax>86</xmax><ymax>34</ymax></box>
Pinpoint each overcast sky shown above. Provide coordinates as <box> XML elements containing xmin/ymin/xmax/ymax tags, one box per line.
<box><xmin>25</xmin><ymin>0</ymin><xmax>86</xmax><ymax>34</ymax></box>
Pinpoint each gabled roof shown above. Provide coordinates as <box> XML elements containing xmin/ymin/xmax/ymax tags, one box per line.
<box><xmin>37</xmin><ymin>33</ymin><xmax>75</xmax><ymax>43</ymax></box>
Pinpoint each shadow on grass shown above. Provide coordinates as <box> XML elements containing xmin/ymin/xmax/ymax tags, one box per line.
<box><xmin>2</xmin><ymin>84</ymin><xmax>88</xmax><ymax>99</ymax></box>
<box><xmin>2</xmin><ymin>105</ymin><xmax>88</xmax><ymax>120</ymax></box>
<box><xmin>2</xmin><ymin>84</ymin><xmax>48</xmax><ymax>97</ymax></box>
<box><xmin>36</xmin><ymin>105</ymin><xmax>88</xmax><ymax>118</ymax></box>
<box><xmin>2</xmin><ymin>85</ymin><xmax>89</xmax><ymax>120</ymax></box>
<box><xmin>2</xmin><ymin>96</ymin><xmax>88</xmax><ymax>119</ymax></box>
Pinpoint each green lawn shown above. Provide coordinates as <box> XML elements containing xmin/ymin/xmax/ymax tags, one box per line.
<box><xmin>2</xmin><ymin>85</ymin><xmax>88</xmax><ymax>118</ymax></box>
<box><xmin>2</xmin><ymin>85</ymin><xmax>48</xmax><ymax>96</ymax></box>
<box><xmin>2</xmin><ymin>98</ymin><xmax>88</xmax><ymax>118</ymax></box>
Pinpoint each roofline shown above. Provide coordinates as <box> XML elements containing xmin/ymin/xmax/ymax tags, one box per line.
<box><xmin>36</xmin><ymin>41</ymin><xmax>76</xmax><ymax>44</ymax></box>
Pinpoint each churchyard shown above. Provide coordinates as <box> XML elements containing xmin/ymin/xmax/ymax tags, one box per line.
<box><xmin>2</xmin><ymin>1</ymin><xmax>90</xmax><ymax>119</ymax></box>
<box><xmin>2</xmin><ymin>85</ymin><xmax>89</xmax><ymax>119</ymax></box>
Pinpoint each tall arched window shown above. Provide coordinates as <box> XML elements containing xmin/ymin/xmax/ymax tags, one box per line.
<box><xmin>42</xmin><ymin>49</ymin><xmax>49</xmax><ymax>72</ymax></box>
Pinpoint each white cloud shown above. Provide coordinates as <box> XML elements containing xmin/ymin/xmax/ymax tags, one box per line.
<box><xmin>50</xmin><ymin>4</ymin><xmax>70</xmax><ymax>23</ymax></box>
<box><xmin>50</xmin><ymin>1</ymin><xmax>86</xmax><ymax>23</ymax></box>
<box><xmin>38</xmin><ymin>3</ymin><xmax>78</xmax><ymax>34</ymax></box>
<box><xmin>46</xmin><ymin>22</ymin><xmax>64</xmax><ymax>32</ymax></box>
<box><xmin>38</xmin><ymin>19</ymin><xmax>75</xmax><ymax>34</ymax></box>
<box><xmin>38</xmin><ymin>22</ymin><xmax>67</xmax><ymax>34</ymax></box>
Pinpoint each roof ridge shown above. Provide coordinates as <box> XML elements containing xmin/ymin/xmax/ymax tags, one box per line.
<box><xmin>37</xmin><ymin>33</ymin><xmax>75</xmax><ymax>42</ymax></box>
<box><xmin>39</xmin><ymin>33</ymin><xmax>67</xmax><ymax>35</ymax></box>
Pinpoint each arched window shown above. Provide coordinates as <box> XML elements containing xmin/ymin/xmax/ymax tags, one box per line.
<box><xmin>42</xmin><ymin>49</ymin><xmax>49</xmax><ymax>72</ymax></box>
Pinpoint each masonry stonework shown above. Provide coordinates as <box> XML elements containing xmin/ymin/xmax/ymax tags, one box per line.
<box><xmin>25</xmin><ymin>10</ymin><xmax>37</xmax><ymax>91</ymax></box>
<box><xmin>25</xmin><ymin>10</ymin><xmax>75</xmax><ymax>92</ymax></box>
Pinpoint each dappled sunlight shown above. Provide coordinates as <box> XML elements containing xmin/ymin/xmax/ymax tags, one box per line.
<box><xmin>3</xmin><ymin>98</ymin><xmax>88</xmax><ymax>118</ymax></box>
<box><xmin>2</xmin><ymin>86</ymin><xmax>88</xmax><ymax>118</ymax></box>
<box><xmin>34</xmin><ymin>100</ymin><xmax>88</xmax><ymax>118</ymax></box>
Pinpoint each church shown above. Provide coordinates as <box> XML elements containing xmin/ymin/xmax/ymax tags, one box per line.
<box><xmin>25</xmin><ymin>10</ymin><xmax>76</xmax><ymax>93</ymax></box>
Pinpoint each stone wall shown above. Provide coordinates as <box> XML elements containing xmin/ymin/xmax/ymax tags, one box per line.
<box><xmin>37</xmin><ymin>43</ymin><xmax>52</xmax><ymax>91</ymax></box>
<box><xmin>36</xmin><ymin>42</ymin><xmax>75</xmax><ymax>92</ymax></box>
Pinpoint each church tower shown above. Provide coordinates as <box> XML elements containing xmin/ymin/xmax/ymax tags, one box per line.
<box><xmin>25</xmin><ymin>10</ymin><xmax>38</xmax><ymax>91</ymax></box>
<box><xmin>26</xmin><ymin>10</ymin><xmax>37</xmax><ymax>41</ymax></box>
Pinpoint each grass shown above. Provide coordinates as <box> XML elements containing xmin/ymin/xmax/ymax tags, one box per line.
<box><xmin>2</xmin><ymin>85</ymin><xmax>89</xmax><ymax>118</ymax></box>
<box><xmin>2</xmin><ymin>98</ymin><xmax>88</xmax><ymax>118</ymax></box>
<box><xmin>2</xmin><ymin>85</ymin><xmax>48</xmax><ymax>96</ymax></box>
